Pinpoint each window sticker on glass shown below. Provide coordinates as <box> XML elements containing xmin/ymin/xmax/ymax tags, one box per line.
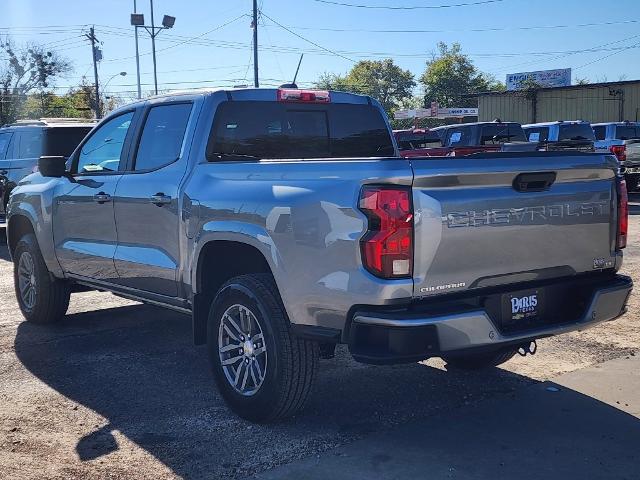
<box><xmin>529</xmin><ymin>132</ymin><xmax>540</xmax><ymax>142</ymax></box>
<box><xmin>450</xmin><ymin>131</ymin><xmax>462</xmax><ymax>143</ymax></box>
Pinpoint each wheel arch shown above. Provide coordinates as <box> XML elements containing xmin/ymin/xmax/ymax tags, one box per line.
<box><xmin>7</xmin><ymin>214</ymin><xmax>36</xmax><ymax>260</ymax></box>
<box><xmin>191</xmin><ymin>228</ymin><xmax>286</xmax><ymax>345</ymax></box>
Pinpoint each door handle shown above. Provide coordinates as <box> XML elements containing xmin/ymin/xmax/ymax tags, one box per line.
<box><xmin>93</xmin><ymin>192</ymin><xmax>112</xmax><ymax>203</ymax></box>
<box><xmin>149</xmin><ymin>193</ymin><xmax>171</xmax><ymax>206</ymax></box>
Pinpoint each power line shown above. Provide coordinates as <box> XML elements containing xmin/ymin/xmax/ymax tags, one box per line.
<box><xmin>285</xmin><ymin>18</ymin><xmax>640</xmax><ymax>34</ymax></box>
<box><xmin>311</xmin><ymin>0</ymin><xmax>505</xmax><ymax>9</ymax></box>
<box><xmin>260</xmin><ymin>12</ymin><xmax>355</xmax><ymax>62</ymax></box>
<box><xmin>575</xmin><ymin>41</ymin><xmax>640</xmax><ymax>70</ymax></box>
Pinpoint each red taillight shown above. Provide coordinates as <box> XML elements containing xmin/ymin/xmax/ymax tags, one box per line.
<box><xmin>610</xmin><ymin>145</ymin><xmax>626</xmax><ymax>162</ymax></box>
<box><xmin>277</xmin><ymin>88</ymin><xmax>330</xmax><ymax>103</ymax></box>
<box><xmin>617</xmin><ymin>177</ymin><xmax>628</xmax><ymax>250</ymax></box>
<box><xmin>359</xmin><ymin>186</ymin><xmax>413</xmax><ymax>278</ymax></box>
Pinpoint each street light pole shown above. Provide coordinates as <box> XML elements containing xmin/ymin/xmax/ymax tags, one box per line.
<box><xmin>134</xmin><ymin>0</ymin><xmax>142</xmax><ymax>99</ymax></box>
<box><xmin>150</xmin><ymin>0</ymin><xmax>158</xmax><ymax>95</ymax></box>
<box><xmin>130</xmin><ymin>3</ymin><xmax>174</xmax><ymax>97</ymax></box>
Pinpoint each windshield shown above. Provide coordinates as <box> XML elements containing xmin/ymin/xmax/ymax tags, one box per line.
<box><xmin>396</xmin><ymin>131</ymin><xmax>442</xmax><ymax>150</ymax></box>
<box><xmin>558</xmin><ymin>123</ymin><xmax>595</xmax><ymax>141</ymax></box>
<box><xmin>616</xmin><ymin>125</ymin><xmax>640</xmax><ymax>140</ymax></box>
<box><xmin>207</xmin><ymin>101</ymin><xmax>394</xmax><ymax>159</ymax></box>
<box><xmin>479</xmin><ymin>124</ymin><xmax>527</xmax><ymax>144</ymax></box>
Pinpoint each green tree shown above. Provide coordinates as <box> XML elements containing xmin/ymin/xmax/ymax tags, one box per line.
<box><xmin>420</xmin><ymin>42</ymin><xmax>499</xmax><ymax>108</ymax></box>
<box><xmin>0</xmin><ymin>37</ymin><xmax>71</xmax><ymax>124</ymax></box>
<box><xmin>316</xmin><ymin>59</ymin><xmax>415</xmax><ymax>116</ymax></box>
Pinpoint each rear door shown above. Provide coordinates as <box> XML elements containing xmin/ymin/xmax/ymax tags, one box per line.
<box><xmin>410</xmin><ymin>154</ymin><xmax>617</xmax><ymax>298</ymax></box>
<box><xmin>112</xmin><ymin>101</ymin><xmax>195</xmax><ymax>297</ymax></box>
<box><xmin>53</xmin><ymin>111</ymin><xmax>137</xmax><ymax>281</ymax></box>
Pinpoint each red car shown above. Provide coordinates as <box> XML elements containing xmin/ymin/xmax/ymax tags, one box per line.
<box><xmin>393</xmin><ymin>129</ymin><xmax>450</xmax><ymax>157</ymax></box>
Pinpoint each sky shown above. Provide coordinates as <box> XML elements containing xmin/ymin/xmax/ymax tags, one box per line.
<box><xmin>2</xmin><ymin>0</ymin><xmax>640</xmax><ymax>100</ymax></box>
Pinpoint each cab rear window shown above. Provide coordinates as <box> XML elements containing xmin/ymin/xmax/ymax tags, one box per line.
<box><xmin>207</xmin><ymin>101</ymin><xmax>394</xmax><ymax>160</ymax></box>
<box><xmin>558</xmin><ymin>124</ymin><xmax>595</xmax><ymax>141</ymax></box>
<box><xmin>396</xmin><ymin>131</ymin><xmax>442</xmax><ymax>150</ymax></box>
<box><xmin>479</xmin><ymin>124</ymin><xmax>526</xmax><ymax>144</ymax></box>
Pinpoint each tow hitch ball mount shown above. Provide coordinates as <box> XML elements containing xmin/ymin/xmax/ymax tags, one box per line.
<box><xmin>517</xmin><ymin>340</ymin><xmax>537</xmax><ymax>357</ymax></box>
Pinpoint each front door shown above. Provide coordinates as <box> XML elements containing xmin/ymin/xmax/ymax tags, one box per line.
<box><xmin>53</xmin><ymin>111</ymin><xmax>136</xmax><ymax>281</ymax></box>
<box><xmin>112</xmin><ymin>102</ymin><xmax>194</xmax><ymax>297</ymax></box>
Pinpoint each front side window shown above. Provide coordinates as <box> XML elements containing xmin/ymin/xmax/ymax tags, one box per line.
<box><xmin>17</xmin><ymin>130</ymin><xmax>44</xmax><ymax>159</ymax></box>
<box><xmin>76</xmin><ymin>112</ymin><xmax>134</xmax><ymax>173</ymax></box>
<box><xmin>207</xmin><ymin>101</ymin><xmax>393</xmax><ymax>159</ymax></box>
<box><xmin>445</xmin><ymin>126</ymin><xmax>473</xmax><ymax>146</ymax></box>
<box><xmin>0</xmin><ymin>132</ymin><xmax>12</xmax><ymax>159</ymax></box>
<box><xmin>593</xmin><ymin>126</ymin><xmax>606</xmax><ymax>140</ymax></box>
<box><xmin>134</xmin><ymin>103</ymin><xmax>192</xmax><ymax>171</ymax></box>
<box><xmin>524</xmin><ymin>127</ymin><xmax>549</xmax><ymax>142</ymax></box>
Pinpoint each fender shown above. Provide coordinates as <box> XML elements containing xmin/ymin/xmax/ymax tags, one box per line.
<box><xmin>190</xmin><ymin>220</ymin><xmax>285</xmax><ymax>295</ymax></box>
<box><xmin>8</xmin><ymin>177</ymin><xmax>65</xmax><ymax>277</ymax></box>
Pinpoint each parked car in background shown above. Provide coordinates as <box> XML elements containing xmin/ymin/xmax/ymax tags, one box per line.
<box><xmin>522</xmin><ymin>120</ymin><xmax>596</xmax><ymax>153</ymax></box>
<box><xmin>434</xmin><ymin>120</ymin><xmax>538</xmax><ymax>156</ymax></box>
<box><xmin>0</xmin><ymin>118</ymin><xmax>95</xmax><ymax>217</ymax></box>
<box><xmin>593</xmin><ymin>121</ymin><xmax>640</xmax><ymax>191</ymax></box>
<box><xmin>7</xmin><ymin>87</ymin><xmax>632</xmax><ymax>422</ymax></box>
<box><xmin>393</xmin><ymin>128</ymin><xmax>450</xmax><ymax>157</ymax></box>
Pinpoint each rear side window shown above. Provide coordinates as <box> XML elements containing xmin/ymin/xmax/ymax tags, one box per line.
<box><xmin>396</xmin><ymin>131</ymin><xmax>442</xmax><ymax>150</ymax></box>
<box><xmin>479</xmin><ymin>124</ymin><xmax>526</xmax><ymax>144</ymax></box>
<box><xmin>524</xmin><ymin>127</ymin><xmax>549</xmax><ymax>142</ymax></box>
<box><xmin>0</xmin><ymin>132</ymin><xmax>12</xmax><ymax>159</ymax></box>
<box><xmin>44</xmin><ymin>127</ymin><xmax>93</xmax><ymax>157</ymax></box>
<box><xmin>17</xmin><ymin>130</ymin><xmax>44</xmax><ymax>159</ymax></box>
<box><xmin>558</xmin><ymin>123</ymin><xmax>595</xmax><ymax>141</ymax></box>
<box><xmin>593</xmin><ymin>125</ymin><xmax>606</xmax><ymax>140</ymax></box>
<box><xmin>134</xmin><ymin>103</ymin><xmax>192</xmax><ymax>171</ymax></box>
<box><xmin>615</xmin><ymin>125</ymin><xmax>640</xmax><ymax>140</ymax></box>
<box><xmin>207</xmin><ymin>101</ymin><xmax>393</xmax><ymax>159</ymax></box>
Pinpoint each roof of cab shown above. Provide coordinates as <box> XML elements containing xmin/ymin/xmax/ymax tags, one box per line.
<box><xmin>106</xmin><ymin>87</ymin><xmax>377</xmax><ymax>118</ymax></box>
<box><xmin>522</xmin><ymin>120</ymin><xmax>592</xmax><ymax>128</ymax></box>
<box><xmin>592</xmin><ymin>121</ymin><xmax>640</xmax><ymax>126</ymax></box>
<box><xmin>1</xmin><ymin>117</ymin><xmax>97</xmax><ymax>129</ymax></box>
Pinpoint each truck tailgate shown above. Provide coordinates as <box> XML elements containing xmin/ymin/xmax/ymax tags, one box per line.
<box><xmin>410</xmin><ymin>153</ymin><xmax>619</xmax><ymax>298</ymax></box>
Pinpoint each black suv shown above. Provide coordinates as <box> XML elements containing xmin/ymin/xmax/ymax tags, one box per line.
<box><xmin>0</xmin><ymin>118</ymin><xmax>95</xmax><ymax>216</ymax></box>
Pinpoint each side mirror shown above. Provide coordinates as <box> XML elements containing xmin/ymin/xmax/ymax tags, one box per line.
<box><xmin>38</xmin><ymin>156</ymin><xmax>67</xmax><ymax>178</ymax></box>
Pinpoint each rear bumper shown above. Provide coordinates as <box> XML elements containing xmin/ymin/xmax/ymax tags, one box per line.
<box><xmin>349</xmin><ymin>274</ymin><xmax>632</xmax><ymax>364</ymax></box>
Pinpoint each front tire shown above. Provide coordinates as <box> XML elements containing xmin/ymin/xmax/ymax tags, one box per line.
<box><xmin>444</xmin><ymin>349</ymin><xmax>516</xmax><ymax>371</ymax></box>
<box><xmin>207</xmin><ymin>273</ymin><xmax>318</xmax><ymax>422</ymax></box>
<box><xmin>13</xmin><ymin>233</ymin><xmax>70</xmax><ymax>324</ymax></box>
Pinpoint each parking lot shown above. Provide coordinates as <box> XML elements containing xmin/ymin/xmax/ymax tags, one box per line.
<box><xmin>0</xmin><ymin>194</ymin><xmax>639</xmax><ymax>480</ymax></box>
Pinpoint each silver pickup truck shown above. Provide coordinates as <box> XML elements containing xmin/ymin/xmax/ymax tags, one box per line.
<box><xmin>7</xmin><ymin>88</ymin><xmax>632</xmax><ymax>422</ymax></box>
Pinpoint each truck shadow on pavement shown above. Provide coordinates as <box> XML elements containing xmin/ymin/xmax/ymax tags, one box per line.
<box><xmin>12</xmin><ymin>298</ymin><xmax>640</xmax><ymax>479</ymax></box>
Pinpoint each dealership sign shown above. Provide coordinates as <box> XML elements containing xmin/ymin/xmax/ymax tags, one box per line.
<box><xmin>394</xmin><ymin>105</ymin><xmax>478</xmax><ymax>120</ymax></box>
<box><xmin>506</xmin><ymin>68</ymin><xmax>572</xmax><ymax>91</ymax></box>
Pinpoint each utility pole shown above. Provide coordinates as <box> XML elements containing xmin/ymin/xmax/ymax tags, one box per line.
<box><xmin>84</xmin><ymin>26</ymin><xmax>101</xmax><ymax>118</ymax></box>
<box><xmin>134</xmin><ymin>0</ymin><xmax>142</xmax><ymax>99</ymax></box>
<box><xmin>252</xmin><ymin>0</ymin><xmax>259</xmax><ymax>88</ymax></box>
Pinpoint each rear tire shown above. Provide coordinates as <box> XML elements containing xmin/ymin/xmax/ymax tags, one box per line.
<box><xmin>207</xmin><ymin>273</ymin><xmax>318</xmax><ymax>422</ymax></box>
<box><xmin>13</xmin><ymin>233</ymin><xmax>70</xmax><ymax>324</ymax></box>
<box><xmin>444</xmin><ymin>349</ymin><xmax>516</xmax><ymax>371</ymax></box>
